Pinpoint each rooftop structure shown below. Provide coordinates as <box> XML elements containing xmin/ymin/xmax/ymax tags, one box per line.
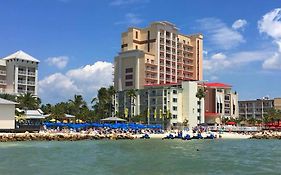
<box><xmin>0</xmin><ymin>50</ymin><xmax>39</xmax><ymax>95</ymax></box>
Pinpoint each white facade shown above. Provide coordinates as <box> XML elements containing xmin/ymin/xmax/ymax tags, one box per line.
<box><xmin>0</xmin><ymin>98</ymin><xmax>17</xmax><ymax>129</ymax></box>
<box><xmin>115</xmin><ymin>81</ymin><xmax>204</xmax><ymax>129</ymax></box>
<box><xmin>0</xmin><ymin>50</ymin><xmax>39</xmax><ymax>95</ymax></box>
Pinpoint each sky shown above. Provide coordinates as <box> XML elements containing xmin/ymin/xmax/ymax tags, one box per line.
<box><xmin>0</xmin><ymin>0</ymin><xmax>281</xmax><ymax>104</ymax></box>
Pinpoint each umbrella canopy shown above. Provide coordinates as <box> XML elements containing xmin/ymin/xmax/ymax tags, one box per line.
<box><xmin>100</xmin><ymin>117</ymin><xmax>127</xmax><ymax>122</ymax></box>
<box><xmin>226</xmin><ymin>121</ymin><xmax>236</xmax><ymax>125</ymax></box>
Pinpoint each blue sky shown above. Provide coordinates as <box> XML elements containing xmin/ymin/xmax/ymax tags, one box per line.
<box><xmin>0</xmin><ymin>0</ymin><xmax>280</xmax><ymax>103</ymax></box>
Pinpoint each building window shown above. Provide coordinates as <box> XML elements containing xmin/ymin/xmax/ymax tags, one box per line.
<box><xmin>172</xmin><ymin>115</ymin><xmax>177</xmax><ymax>119</ymax></box>
<box><xmin>173</xmin><ymin>98</ymin><xmax>177</xmax><ymax>103</ymax></box>
<box><xmin>135</xmin><ymin>45</ymin><xmax>138</xmax><ymax>50</ymax></box>
<box><xmin>136</xmin><ymin>31</ymin><xmax>138</xmax><ymax>39</ymax></box>
<box><xmin>173</xmin><ymin>106</ymin><xmax>177</xmax><ymax>111</ymax></box>
<box><xmin>125</xmin><ymin>68</ymin><xmax>133</xmax><ymax>73</ymax></box>
<box><xmin>125</xmin><ymin>81</ymin><xmax>133</xmax><ymax>86</ymax></box>
<box><xmin>125</xmin><ymin>74</ymin><xmax>133</xmax><ymax>80</ymax></box>
<box><xmin>147</xmin><ymin>31</ymin><xmax>150</xmax><ymax>52</ymax></box>
<box><xmin>173</xmin><ymin>90</ymin><xmax>177</xmax><ymax>94</ymax></box>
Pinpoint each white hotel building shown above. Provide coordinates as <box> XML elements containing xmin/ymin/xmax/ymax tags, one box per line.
<box><xmin>0</xmin><ymin>50</ymin><xmax>39</xmax><ymax>96</ymax></box>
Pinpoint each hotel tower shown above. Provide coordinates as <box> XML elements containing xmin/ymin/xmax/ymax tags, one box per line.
<box><xmin>114</xmin><ymin>21</ymin><xmax>203</xmax><ymax>91</ymax></box>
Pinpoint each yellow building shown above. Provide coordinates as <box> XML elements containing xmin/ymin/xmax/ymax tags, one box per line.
<box><xmin>114</xmin><ymin>21</ymin><xmax>203</xmax><ymax>91</ymax></box>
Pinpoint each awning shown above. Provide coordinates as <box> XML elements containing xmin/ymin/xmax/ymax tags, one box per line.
<box><xmin>100</xmin><ymin>117</ymin><xmax>127</xmax><ymax>122</ymax></box>
<box><xmin>226</xmin><ymin>121</ymin><xmax>236</xmax><ymax>125</ymax></box>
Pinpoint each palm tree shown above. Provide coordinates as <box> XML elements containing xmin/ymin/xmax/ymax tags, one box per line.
<box><xmin>127</xmin><ymin>89</ymin><xmax>137</xmax><ymax>120</ymax></box>
<box><xmin>69</xmin><ymin>94</ymin><xmax>87</xmax><ymax>117</ymax></box>
<box><xmin>107</xmin><ymin>86</ymin><xmax>116</xmax><ymax>117</ymax></box>
<box><xmin>17</xmin><ymin>93</ymin><xmax>40</xmax><ymax>110</ymax></box>
<box><xmin>196</xmin><ymin>87</ymin><xmax>206</xmax><ymax>123</ymax></box>
<box><xmin>0</xmin><ymin>93</ymin><xmax>17</xmax><ymax>102</ymax></box>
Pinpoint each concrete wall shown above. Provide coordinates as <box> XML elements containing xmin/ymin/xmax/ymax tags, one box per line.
<box><xmin>182</xmin><ymin>81</ymin><xmax>203</xmax><ymax>128</ymax></box>
<box><xmin>0</xmin><ymin>104</ymin><xmax>15</xmax><ymax>129</ymax></box>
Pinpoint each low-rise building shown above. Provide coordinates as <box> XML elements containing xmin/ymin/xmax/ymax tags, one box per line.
<box><xmin>239</xmin><ymin>97</ymin><xmax>281</xmax><ymax>119</ymax></box>
<box><xmin>0</xmin><ymin>50</ymin><xmax>39</xmax><ymax>96</ymax></box>
<box><xmin>0</xmin><ymin>98</ymin><xmax>17</xmax><ymax>130</ymax></box>
<box><xmin>204</xmin><ymin>83</ymin><xmax>239</xmax><ymax>125</ymax></box>
<box><xmin>115</xmin><ymin>81</ymin><xmax>204</xmax><ymax>129</ymax></box>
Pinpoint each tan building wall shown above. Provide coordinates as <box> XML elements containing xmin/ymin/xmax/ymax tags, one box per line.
<box><xmin>115</xmin><ymin>21</ymin><xmax>203</xmax><ymax>91</ymax></box>
<box><xmin>274</xmin><ymin>98</ymin><xmax>281</xmax><ymax>110</ymax></box>
<box><xmin>0</xmin><ymin>104</ymin><xmax>15</xmax><ymax>129</ymax></box>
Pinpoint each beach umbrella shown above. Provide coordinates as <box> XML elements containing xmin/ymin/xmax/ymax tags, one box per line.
<box><xmin>49</xmin><ymin>118</ymin><xmax>56</xmax><ymax>122</ymax></box>
<box><xmin>159</xmin><ymin>109</ymin><xmax>163</xmax><ymax>119</ymax></box>
<box><xmin>124</xmin><ymin>108</ymin><xmax>128</xmax><ymax>118</ymax></box>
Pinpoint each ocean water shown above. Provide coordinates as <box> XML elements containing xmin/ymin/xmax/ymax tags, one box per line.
<box><xmin>0</xmin><ymin>139</ymin><xmax>280</xmax><ymax>175</ymax></box>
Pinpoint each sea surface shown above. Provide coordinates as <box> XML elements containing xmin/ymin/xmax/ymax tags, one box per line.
<box><xmin>0</xmin><ymin>139</ymin><xmax>280</xmax><ymax>175</ymax></box>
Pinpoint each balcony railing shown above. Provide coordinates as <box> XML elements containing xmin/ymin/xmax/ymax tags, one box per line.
<box><xmin>0</xmin><ymin>70</ymin><xmax>6</xmax><ymax>75</ymax></box>
<box><xmin>18</xmin><ymin>80</ymin><xmax>26</xmax><ymax>84</ymax></box>
<box><xmin>27</xmin><ymin>90</ymin><xmax>35</xmax><ymax>94</ymax></box>
<box><xmin>18</xmin><ymin>90</ymin><xmax>26</xmax><ymax>94</ymax></box>
<box><xmin>0</xmin><ymin>80</ymin><xmax>6</xmax><ymax>85</ymax></box>
<box><xmin>27</xmin><ymin>81</ymin><xmax>35</xmax><ymax>85</ymax></box>
<box><xmin>28</xmin><ymin>72</ymin><xmax>36</xmax><ymax>76</ymax></box>
<box><xmin>18</xmin><ymin>70</ymin><xmax>26</xmax><ymax>75</ymax></box>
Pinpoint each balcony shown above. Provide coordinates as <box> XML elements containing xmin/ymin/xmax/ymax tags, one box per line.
<box><xmin>28</xmin><ymin>72</ymin><xmax>36</xmax><ymax>76</ymax></box>
<box><xmin>18</xmin><ymin>89</ymin><xmax>26</xmax><ymax>94</ymax></box>
<box><xmin>0</xmin><ymin>70</ymin><xmax>6</xmax><ymax>76</ymax></box>
<box><xmin>18</xmin><ymin>80</ymin><xmax>26</xmax><ymax>84</ymax></box>
<box><xmin>18</xmin><ymin>70</ymin><xmax>26</xmax><ymax>75</ymax></box>
<box><xmin>0</xmin><ymin>80</ymin><xmax>6</xmax><ymax>85</ymax></box>
<box><xmin>27</xmin><ymin>90</ymin><xmax>35</xmax><ymax>94</ymax></box>
<box><xmin>27</xmin><ymin>81</ymin><xmax>36</xmax><ymax>86</ymax></box>
<box><xmin>145</xmin><ymin>62</ymin><xmax>157</xmax><ymax>67</ymax></box>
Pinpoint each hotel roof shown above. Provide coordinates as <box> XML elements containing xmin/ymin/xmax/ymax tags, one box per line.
<box><xmin>0</xmin><ymin>98</ymin><xmax>18</xmax><ymax>105</ymax></box>
<box><xmin>205</xmin><ymin>82</ymin><xmax>232</xmax><ymax>88</ymax></box>
<box><xmin>2</xmin><ymin>50</ymin><xmax>40</xmax><ymax>63</ymax></box>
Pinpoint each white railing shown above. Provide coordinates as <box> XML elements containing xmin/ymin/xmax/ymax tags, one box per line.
<box><xmin>209</xmin><ymin>126</ymin><xmax>262</xmax><ymax>132</ymax></box>
<box><xmin>0</xmin><ymin>70</ymin><xmax>6</xmax><ymax>75</ymax></box>
<box><xmin>18</xmin><ymin>80</ymin><xmax>26</xmax><ymax>84</ymax></box>
<box><xmin>28</xmin><ymin>72</ymin><xmax>35</xmax><ymax>76</ymax></box>
<box><xmin>0</xmin><ymin>80</ymin><xmax>6</xmax><ymax>85</ymax></box>
<box><xmin>18</xmin><ymin>70</ymin><xmax>26</xmax><ymax>75</ymax></box>
<box><xmin>27</xmin><ymin>81</ymin><xmax>35</xmax><ymax>85</ymax></box>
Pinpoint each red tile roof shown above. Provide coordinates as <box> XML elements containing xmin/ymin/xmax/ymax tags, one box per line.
<box><xmin>205</xmin><ymin>82</ymin><xmax>231</xmax><ymax>88</ymax></box>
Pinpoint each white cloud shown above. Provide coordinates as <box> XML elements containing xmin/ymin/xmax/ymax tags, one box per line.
<box><xmin>232</xmin><ymin>19</ymin><xmax>247</xmax><ymax>30</ymax></box>
<box><xmin>39</xmin><ymin>61</ymin><xmax>113</xmax><ymax>103</ymax></box>
<box><xmin>211</xmin><ymin>53</ymin><xmax>227</xmax><ymax>60</ymax></box>
<box><xmin>46</xmin><ymin>56</ymin><xmax>69</xmax><ymax>69</ymax></box>
<box><xmin>258</xmin><ymin>8</ymin><xmax>281</xmax><ymax>39</ymax></box>
<box><xmin>210</xmin><ymin>75</ymin><xmax>219</xmax><ymax>81</ymax></box>
<box><xmin>262</xmin><ymin>53</ymin><xmax>281</xmax><ymax>70</ymax></box>
<box><xmin>115</xmin><ymin>13</ymin><xmax>143</xmax><ymax>26</ymax></box>
<box><xmin>258</xmin><ymin>8</ymin><xmax>281</xmax><ymax>70</ymax></box>
<box><xmin>204</xmin><ymin>51</ymin><xmax>272</xmax><ymax>73</ymax></box>
<box><xmin>110</xmin><ymin>0</ymin><xmax>148</xmax><ymax>6</ymax></box>
<box><xmin>197</xmin><ymin>18</ymin><xmax>245</xmax><ymax>50</ymax></box>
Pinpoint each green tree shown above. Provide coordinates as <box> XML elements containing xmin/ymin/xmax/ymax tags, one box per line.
<box><xmin>196</xmin><ymin>87</ymin><xmax>206</xmax><ymax>123</ymax></box>
<box><xmin>92</xmin><ymin>86</ymin><xmax>116</xmax><ymax>119</ymax></box>
<box><xmin>0</xmin><ymin>93</ymin><xmax>17</xmax><ymax>102</ymax></box>
<box><xmin>17</xmin><ymin>93</ymin><xmax>40</xmax><ymax>110</ymax></box>
<box><xmin>127</xmin><ymin>89</ymin><xmax>137</xmax><ymax>119</ymax></box>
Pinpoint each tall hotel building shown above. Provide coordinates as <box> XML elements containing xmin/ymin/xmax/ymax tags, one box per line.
<box><xmin>0</xmin><ymin>50</ymin><xmax>39</xmax><ymax>96</ymax></box>
<box><xmin>114</xmin><ymin>21</ymin><xmax>204</xmax><ymax>128</ymax></box>
<box><xmin>114</xmin><ymin>21</ymin><xmax>203</xmax><ymax>91</ymax></box>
